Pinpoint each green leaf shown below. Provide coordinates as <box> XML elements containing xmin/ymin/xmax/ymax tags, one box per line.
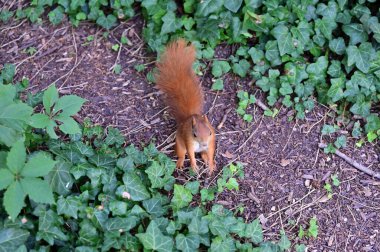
<box><xmin>57</xmin><ymin>116</ymin><xmax>81</xmax><ymax>135</ymax></box>
<box><xmin>329</xmin><ymin>37</ymin><xmax>346</xmax><ymax>55</ymax></box>
<box><xmin>96</xmin><ymin>14</ymin><xmax>117</xmax><ymax>30</ymax></box>
<box><xmin>315</xmin><ymin>18</ymin><xmax>337</xmax><ymax>40</ymax></box>
<box><xmin>224</xmin><ymin>0</ymin><xmax>242</xmax><ymax>13</ymax></box>
<box><xmin>321</xmin><ymin>124</ymin><xmax>336</xmax><ymax>135</ymax></box>
<box><xmin>342</xmin><ymin>23</ymin><xmax>368</xmax><ymax>45</ymax></box>
<box><xmin>212</xmin><ymin>61</ymin><xmax>231</xmax><ymax>78</ymax></box>
<box><xmin>161</xmin><ymin>11</ymin><xmax>182</xmax><ymax>35</ymax></box>
<box><xmin>46</xmin><ymin>161</ymin><xmax>74</xmax><ymax>196</ymax></box>
<box><xmin>43</xmin><ymin>85</ymin><xmax>58</xmax><ymax>114</ymax></box>
<box><xmin>1</xmin><ymin>64</ymin><xmax>15</xmax><ymax>83</ymax></box>
<box><xmin>113</xmin><ymin>64</ymin><xmax>122</xmax><ymax>74</ymax></box>
<box><xmin>6</xmin><ymin>141</ymin><xmax>26</xmax><ymax>174</ymax></box>
<box><xmin>36</xmin><ymin>210</ymin><xmax>68</xmax><ymax>245</ymax></box>
<box><xmin>308</xmin><ymin>217</ymin><xmax>318</xmax><ymax>238</ymax></box>
<box><xmin>3</xmin><ymin>181</ymin><xmax>26</xmax><ymax>220</ymax></box>
<box><xmin>20</xmin><ymin>177</ymin><xmax>54</xmax><ymax>204</ymax></box>
<box><xmin>0</xmin><ymin>228</ymin><xmax>30</xmax><ymax>251</ymax></box>
<box><xmin>296</xmin><ymin>244</ymin><xmax>307</xmax><ymax>252</ymax></box>
<box><xmin>334</xmin><ymin>135</ymin><xmax>347</xmax><ymax>149</ymax></box>
<box><xmin>265</xmin><ymin>40</ymin><xmax>281</xmax><ymax>66</ymax></box>
<box><xmin>29</xmin><ymin>113</ymin><xmax>50</xmax><ymax>128</ymax></box>
<box><xmin>327</xmin><ymin>60</ymin><xmax>342</xmax><ymax>77</ymax></box>
<box><xmin>122</xmin><ymin>171</ymin><xmax>150</xmax><ymax>201</ymax></box>
<box><xmin>332</xmin><ymin>174</ymin><xmax>340</xmax><ymax>187</ymax></box>
<box><xmin>327</xmin><ymin>78</ymin><xmax>344</xmax><ymax>102</ymax></box>
<box><xmin>105</xmin><ymin>127</ymin><xmax>124</xmax><ymax>146</ymax></box>
<box><xmin>142</xmin><ymin>197</ymin><xmax>165</xmax><ymax>217</ymax></box>
<box><xmin>346</xmin><ymin>43</ymin><xmax>373</xmax><ymax>73</ymax></box>
<box><xmin>0</xmin><ymin>168</ymin><xmax>13</xmax><ymax>190</ymax></box>
<box><xmin>176</xmin><ymin>234</ymin><xmax>200</xmax><ymax>252</ymax></box>
<box><xmin>365</xmin><ymin>115</ymin><xmax>380</xmax><ymax>133</ymax></box>
<box><xmin>245</xmin><ymin>219</ymin><xmax>263</xmax><ymax>244</ymax></box>
<box><xmin>196</xmin><ymin>0</ymin><xmax>224</xmax><ymax>16</ymax></box>
<box><xmin>54</xmin><ymin>95</ymin><xmax>86</xmax><ymax>116</ymax></box>
<box><xmin>271</xmin><ymin>25</ymin><xmax>294</xmax><ymax>56</ymax></box>
<box><xmin>57</xmin><ymin>195</ymin><xmax>81</xmax><ymax>218</ymax></box>
<box><xmin>211</xmin><ymin>79</ymin><xmax>224</xmax><ymax>91</ymax></box>
<box><xmin>136</xmin><ymin>220</ymin><xmax>174</xmax><ymax>252</ymax></box>
<box><xmin>278</xmin><ymin>231</ymin><xmax>291</xmax><ymax>250</ymax></box>
<box><xmin>189</xmin><ymin>217</ymin><xmax>209</xmax><ymax>235</ymax></box>
<box><xmin>232</xmin><ymin>59</ymin><xmax>250</xmax><ymax>77</ymax></box>
<box><xmin>48</xmin><ymin>6</ymin><xmax>64</xmax><ymax>25</ymax></box>
<box><xmin>21</xmin><ymin>152</ymin><xmax>56</xmax><ymax>177</ymax></box>
<box><xmin>350</xmin><ymin>96</ymin><xmax>371</xmax><ymax>117</ymax></box>
<box><xmin>171</xmin><ymin>184</ymin><xmax>192</xmax><ymax>209</ymax></box>
<box><xmin>210</xmin><ymin>236</ymin><xmax>235</xmax><ymax>252</ymax></box>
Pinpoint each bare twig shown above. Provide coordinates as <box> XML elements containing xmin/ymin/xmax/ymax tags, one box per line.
<box><xmin>234</xmin><ymin>116</ymin><xmax>263</xmax><ymax>154</ymax></box>
<box><xmin>217</xmin><ymin>108</ymin><xmax>232</xmax><ymax>129</ymax></box>
<box><xmin>255</xmin><ymin>99</ymin><xmax>269</xmax><ymax>111</ymax></box>
<box><xmin>318</xmin><ymin>143</ymin><xmax>380</xmax><ymax>179</ymax></box>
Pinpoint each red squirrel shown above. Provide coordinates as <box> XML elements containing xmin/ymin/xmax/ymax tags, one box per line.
<box><xmin>155</xmin><ymin>39</ymin><xmax>216</xmax><ymax>175</ymax></box>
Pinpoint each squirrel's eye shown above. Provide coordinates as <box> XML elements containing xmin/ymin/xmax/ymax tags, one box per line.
<box><xmin>209</xmin><ymin>131</ymin><xmax>212</xmax><ymax>136</ymax></box>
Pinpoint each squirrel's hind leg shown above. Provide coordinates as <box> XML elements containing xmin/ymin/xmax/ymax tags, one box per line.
<box><xmin>175</xmin><ymin>137</ymin><xmax>186</xmax><ymax>169</ymax></box>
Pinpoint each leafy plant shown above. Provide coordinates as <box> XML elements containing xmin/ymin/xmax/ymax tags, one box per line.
<box><xmin>29</xmin><ymin>84</ymin><xmax>86</xmax><ymax>139</ymax></box>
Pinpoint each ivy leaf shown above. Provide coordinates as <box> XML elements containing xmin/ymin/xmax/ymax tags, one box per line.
<box><xmin>188</xmin><ymin>217</ymin><xmax>209</xmax><ymax>235</ymax></box>
<box><xmin>171</xmin><ymin>184</ymin><xmax>192</xmax><ymax>209</ymax></box>
<box><xmin>308</xmin><ymin>217</ymin><xmax>318</xmax><ymax>238</ymax></box>
<box><xmin>315</xmin><ymin>18</ymin><xmax>337</xmax><ymax>40</ymax></box>
<box><xmin>142</xmin><ymin>197</ymin><xmax>165</xmax><ymax>217</ymax></box>
<box><xmin>104</xmin><ymin>127</ymin><xmax>124</xmax><ymax>146</ymax></box>
<box><xmin>224</xmin><ymin>0</ymin><xmax>243</xmax><ymax>13</ymax></box>
<box><xmin>232</xmin><ymin>59</ymin><xmax>250</xmax><ymax>77</ymax></box>
<box><xmin>278</xmin><ymin>231</ymin><xmax>291</xmax><ymax>250</ymax></box>
<box><xmin>122</xmin><ymin>171</ymin><xmax>150</xmax><ymax>201</ymax></box>
<box><xmin>210</xmin><ymin>236</ymin><xmax>235</xmax><ymax>251</ymax></box>
<box><xmin>346</xmin><ymin>42</ymin><xmax>373</xmax><ymax>73</ymax></box>
<box><xmin>196</xmin><ymin>0</ymin><xmax>224</xmax><ymax>17</ymax></box>
<box><xmin>271</xmin><ymin>25</ymin><xmax>294</xmax><ymax>56</ymax></box>
<box><xmin>329</xmin><ymin>37</ymin><xmax>346</xmax><ymax>55</ymax></box>
<box><xmin>212</xmin><ymin>61</ymin><xmax>231</xmax><ymax>78</ymax></box>
<box><xmin>211</xmin><ymin>79</ymin><xmax>224</xmax><ymax>91</ymax></box>
<box><xmin>1</xmin><ymin>64</ymin><xmax>15</xmax><ymax>83</ymax></box>
<box><xmin>48</xmin><ymin>6</ymin><xmax>64</xmax><ymax>25</ymax></box>
<box><xmin>176</xmin><ymin>234</ymin><xmax>200</xmax><ymax>252</ymax></box>
<box><xmin>321</xmin><ymin>124</ymin><xmax>336</xmax><ymax>135</ymax></box>
<box><xmin>3</xmin><ymin>181</ymin><xmax>26</xmax><ymax>220</ymax></box>
<box><xmin>54</xmin><ymin>95</ymin><xmax>86</xmax><ymax>117</ymax></box>
<box><xmin>327</xmin><ymin>78</ymin><xmax>345</xmax><ymax>102</ymax></box>
<box><xmin>57</xmin><ymin>195</ymin><xmax>81</xmax><ymax>219</ymax></box>
<box><xmin>342</xmin><ymin>23</ymin><xmax>368</xmax><ymax>45</ymax></box>
<box><xmin>36</xmin><ymin>210</ymin><xmax>68</xmax><ymax>245</ymax></box>
<box><xmin>161</xmin><ymin>11</ymin><xmax>182</xmax><ymax>35</ymax></box>
<box><xmin>46</xmin><ymin>161</ymin><xmax>74</xmax><ymax>196</ymax></box>
<box><xmin>0</xmin><ymin>228</ymin><xmax>30</xmax><ymax>251</ymax></box>
<box><xmin>265</xmin><ymin>40</ymin><xmax>281</xmax><ymax>66</ymax></box>
<box><xmin>96</xmin><ymin>14</ymin><xmax>117</xmax><ymax>30</ymax></box>
<box><xmin>364</xmin><ymin>114</ymin><xmax>380</xmax><ymax>133</ymax></box>
<box><xmin>136</xmin><ymin>220</ymin><xmax>174</xmax><ymax>252</ymax></box>
<box><xmin>327</xmin><ymin>60</ymin><xmax>342</xmax><ymax>78</ymax></box>
<box><xmin>6</xmin><ymin>140</ymin><xmax>26</xmax><ymax>174</ymax></box>
<box><xmin>245</xmin><ymin>219</ymin><xmax>263</xmax><ymax>244</ymax></box>
<box><xmin>20</xmin><ymin>177</ymin><xmax>54</xmax><ymax>204</ymax></box>
<box><xmin>334</xmin><ymin>135</ymin><xmax>347</xmax><ymax>149</ymax></box>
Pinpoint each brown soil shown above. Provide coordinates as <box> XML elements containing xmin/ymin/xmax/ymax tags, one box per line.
<box><xmin>1</xmin><ymin>16</ymin><xmax>380</xmax><ymax>251</ymax></box>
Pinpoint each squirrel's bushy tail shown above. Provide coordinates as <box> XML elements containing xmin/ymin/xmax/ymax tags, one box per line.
<box><xmin>155</xmin><ymin>39</ymin><xmax>204</xmax><ymax>122</ymax></box>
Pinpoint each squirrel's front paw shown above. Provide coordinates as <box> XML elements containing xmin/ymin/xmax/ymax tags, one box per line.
<box><xmin>190</xmin><ymin>161</ymin><xmax>199</xmax><ymax>174</ymax></box>
<box><xmin>176</xmin><ymin>158</ymin><xmax>185</xmax><ymax>169</ymax></box>
<box><xmin>208</xmin><ymin>161</ymin><xmax>216</xmax><ymax>175</ymax></box>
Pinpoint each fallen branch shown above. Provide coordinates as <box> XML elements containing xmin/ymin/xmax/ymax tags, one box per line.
<box><xmin>254</xmin><ymin>99</ymin><xmax>269</xmax><ymax>111</ymax></box>
<box><xmin>318</xmin><ymin>143</ymin><xmax>380</xmax><ymax>179</ymax></box>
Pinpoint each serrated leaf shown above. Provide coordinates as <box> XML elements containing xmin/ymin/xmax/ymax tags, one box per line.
<box><xmin>1</xmin><ymin>64</ymin><xmax>15</xmax><ymax>83</ymax></box>
<box><xmin>57</xmin><ymin>195</ymin><xmax>81</xmax><ymax>218</ymax></box>
<box><xmin>20</xmin><ymin>177</ymin><xmax>54</xmax><ymax>204</ymax></box>
<box><xmin>21</xmin><ymin>152</ymin><xmax>56</xmax><ymax>177</ymax></box>
<box><xmin>43</xmin><ymin>85</ymin><xmax>58</xmax><ymax>114</ymax></box>
<box><xmin>6</xmin><ymin>141</ymin><xmax>25</xmax><ymax>174</ymax></box>
<box><xmin>136</xmin><ymin>220</ymin><xmax>173</xmax><ymax>252</ymax></box>
<box><xmin>122</xmin><ymin>171</ymin><xmax>150</xmax><ymax>201</ymax></box>
<box><xmin>0</xmin><ymin>228</ymin><xmax>30</xmax><ymax>251</ymax></box>
<box><xmin>46</xmin><ymin>161</ymin><xmax>74</xmax><ymax>196</ymax></box>
<box><xmin>29</xmin><ymin>113</ymin><xmax>50</xmax><ymax>128</ymax></box>
<box><xmin>54</xmin><ymin>95</ymin><xmax>86</xmax><ymax>116</ymax></box>
<box><xmin>0</xmin><ymin>168</ymin><xmax>13</xmax><ymax>190</ymax></box>
<box><xmin>3</xmin><ymin>181</ymin><xmax>26</xmax><ymax>220</ymax></box>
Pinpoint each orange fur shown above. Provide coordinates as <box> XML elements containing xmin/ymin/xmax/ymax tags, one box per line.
<box><xmin>155</xmin><ymin>39</ymin><xmax>203</xmax><ymax>122</ymax></box>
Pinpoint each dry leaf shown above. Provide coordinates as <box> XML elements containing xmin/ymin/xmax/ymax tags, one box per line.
<box><xmin>280</xmin><ymin>159</ymin><xmax>290</xmax><ymax>167</ymax></box>
<box><xmin>222</xmin><ymin>151</ymin><xmax>235</xmax><ymax>159</ymax></box>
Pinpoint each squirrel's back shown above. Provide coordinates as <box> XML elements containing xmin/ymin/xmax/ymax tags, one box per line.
<box><xmin>155</xmin><ymin>39</ymin><xmax>204</xmax><ymax>122</ymax></box>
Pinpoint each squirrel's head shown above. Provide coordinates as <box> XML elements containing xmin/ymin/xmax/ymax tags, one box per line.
<box><xmin>191</xmin><ymin>115</ymin><xmax>214</xmax><ymax>149</ymax></box>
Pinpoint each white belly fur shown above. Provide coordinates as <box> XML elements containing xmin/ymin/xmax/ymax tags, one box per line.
<box><xmin>193</xmin><ymin>141</ymin><xmax>207</xmax><ymax>153</ymax></box>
